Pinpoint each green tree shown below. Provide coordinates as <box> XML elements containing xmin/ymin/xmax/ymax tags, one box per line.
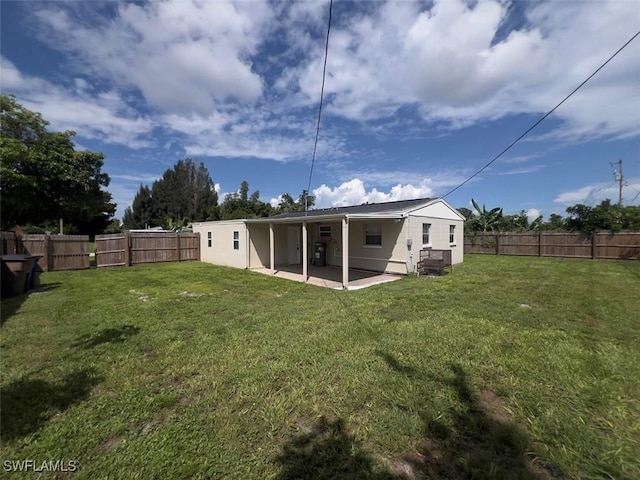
<box><xmin>123</xmin><ymin>159</ymin><xmax>217</xmax><ymax>230</ymax></box>
<box><xmin>239</xmin><ymin>180</ymin><xmax>250</xmax><ymax>201</ymax></box>
<box><xmin>470</xmin><ymin>199</ymin><xmax>503</xmax><ymax>233</ymax></box>
<box><xmin>219</xmin><ymin>181</ymin><xmax>273</xmax><ymax>219</ymax></box>
<box><xmin>541</xmin><ymin>213</ymin><xmax>566</xmax><ymax>231</ymax></box>
<box><xmin>565</xmin><ymin>200</ymin><xmax>625</xmax><ymax>235</ymax></box>
<box><xmin>276</xmin><ymin>190</ymin><xmax>315</xmax><ymax>213</ymax></box>
<box><xmin>122</xmin><ymin>185</ymin><xmax>154</xmax><ymax>229</ymax></box>
<box><xmin>496</xmin><ymin>210</ymin><xmax>543</xmax><ymax>232</ymax></box>
<box><xmin>0</xmin><ymin>95</ymin><xmax>116</xmax><ymax>235</ymax></box>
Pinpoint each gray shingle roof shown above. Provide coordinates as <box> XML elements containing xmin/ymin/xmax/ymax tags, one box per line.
<box><xmin>268</xmin><ymin>197</ymin><xmax>435</xmax><ymax>220</ymax></box>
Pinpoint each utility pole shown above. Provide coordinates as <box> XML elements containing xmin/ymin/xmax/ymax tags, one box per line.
<box><xmin>610</xmin><ymin>159</ymin><xmax>623</xmax><ymax>206</ymax></box>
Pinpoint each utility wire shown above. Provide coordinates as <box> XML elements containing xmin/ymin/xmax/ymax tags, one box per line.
<box><xmin>305</xmin><ymin>0</ymin><xmax>333</xmax><ymax>213</ymax></box>
<box><xmin>442</xmin><ymin>29</ymin><xmax>640</xmax><ymax>200</ymax></box>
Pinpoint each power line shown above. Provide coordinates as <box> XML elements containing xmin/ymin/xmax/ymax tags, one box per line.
<box><xmin>442</xmin><ymin>29</ymin><xmax>640</xmax><ymax>200</ymax></box>
<box><xmin>305</xmin><ymin>0</ymin><xmax>333</xmax><ymax>213</ymax></box>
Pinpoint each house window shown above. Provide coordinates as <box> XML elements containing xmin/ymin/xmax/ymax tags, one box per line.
<box><xmin>233</xmin><ymin>231</ymin><xmax>239</xmax><ymax>250</ymax></box>
<box><xmin>422</xmin><ymin>223</ymin><xmax>431</xmax><ymax>246</ymax></box>
<box><xmin>364</xmin><ymin>223</ymin><xmax>382</xmax><ymax>246</ymax></box>
<box><xmin>319</xmin><ymin>225</ymin><xmax>331</xmax><ymax>238</ymax></box>
<box><xmin>449</xmin><ymin>225</ymin><xmax>456</xmax><ymax>245</ymax></box>
<box><xmin>207</xmin><ymin>232</ymin><xmax>212</xmax><ymax>248</ymax></box>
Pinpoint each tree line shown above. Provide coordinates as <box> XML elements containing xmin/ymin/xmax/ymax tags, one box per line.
<box><xmin>459</xmin><ymin>198</ymin><xmax>640</xmax><ymax>235</ymax></box>
<box><xmin>122</xmin><ymin>168</ymin><xmax>315</xmax><ymax>230</ymax></box>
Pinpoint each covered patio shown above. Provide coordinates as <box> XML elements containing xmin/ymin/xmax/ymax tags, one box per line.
<box><xmin>251</xmin><ymin>264</ymin><xmax>402</xmax><ymax>290</ymax></box>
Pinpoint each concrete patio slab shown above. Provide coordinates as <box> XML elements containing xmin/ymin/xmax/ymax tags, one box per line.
<box><xmin>251</xmin><ymin>264</ymin><xmax>402</xmax><ymax>290</ymax></box>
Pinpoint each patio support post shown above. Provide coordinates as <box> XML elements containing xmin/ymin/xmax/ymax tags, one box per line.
<box><xmin>302</xmin><ymin>221</ymin><xmax>308</xmax><ymax>282</ymax></box>
<box><xmin>342</xmin><ymin>216</ymin><xmax>349</xmax><ymax>289</ymax></box>
<box><xmin>269</xmin><ymin>223</ymin><xmax>275</xmax><ymax>272</ymax></box>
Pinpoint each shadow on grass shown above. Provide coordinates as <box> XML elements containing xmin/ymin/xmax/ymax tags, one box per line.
<box><xmin>413</xmin><ymin>363</ymin><xmax>560</xmax><ymax>479</ymax></box>
<box><xmin>374</xmin><ymin>350</ymin><xmax>416</xmax><ymax>376</ymax></box>
<box><xmin>73</xmin><ymin>325</ymin><xmax>140</xmax><ymax>349</ymax></box>
<box><xmin>0</xmin><ymin>283</ymin><xmax>61</xmax><ymax>326</ymax></box>
<box><xmin>276</xmin><ymin>416</ymin><xmax>398</xmax><ymax>480</ymax></box>
<box><xmin>0</xmin><ymin>367</ymin><xmax>103</xmax><ymax>442</ymax></box>
<box><xmin>374</xmin><ymin>354</ymin><xmax>561</xmax><ymax>480</ymax></box>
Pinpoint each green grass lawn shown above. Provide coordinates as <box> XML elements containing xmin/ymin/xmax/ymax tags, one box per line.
<box><xmin>1</xmin><ymin>256</ymin><xmax>639</xmax><ymax>479</ymax></box>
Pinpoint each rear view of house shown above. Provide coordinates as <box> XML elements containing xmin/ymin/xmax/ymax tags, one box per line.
<box><xmin>192</xmin><ymin>197</ymin><xmax>464</xmax><ymax>288</ymax></box>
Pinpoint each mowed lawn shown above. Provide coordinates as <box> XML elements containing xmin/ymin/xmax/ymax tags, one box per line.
<box><xmin>1</xmin><ymin>255</ymin><xmax>639</xmax><ymax>479</ymax></box>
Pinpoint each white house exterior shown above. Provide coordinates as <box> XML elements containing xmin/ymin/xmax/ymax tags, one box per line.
<box><xmin>192</xmin><ymin>197</ymin><xmax>464</xmax><ymax>288</ymax></box>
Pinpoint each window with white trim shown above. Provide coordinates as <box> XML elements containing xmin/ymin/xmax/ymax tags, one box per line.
<box><xmin>422</xmin><ymin>223</ymin><xmax>431</xmax><ymax>246</ymax></box>
<box><xmin>207</xmin><ymin>232</ymin><xmax>212</xmax><ymax>248</ymax></box>
<box><xmin>364</xmin><ymin>223</ymin><xmax>382</xmax><ymax>246</ymax></box>
<box><xmin>449</xmin><ymin>225</ymin><xmax>456</xmax><ymax>245</ymax></box>
<box><xmin>233</xmin><ymin>231</ymin><xmax>239</xmax><ymax>250</ymax></box>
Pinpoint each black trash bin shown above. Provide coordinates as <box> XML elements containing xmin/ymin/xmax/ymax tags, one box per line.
<box><xmin>314</xmin><ymin>242</ymin><xmax>326</xmax><ymax>267</ymax></box>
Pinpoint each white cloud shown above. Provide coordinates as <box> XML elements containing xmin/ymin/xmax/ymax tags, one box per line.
<box><xmin>1</xmin><ymin>57</ymin><xmax>154</xmax><ymax>148</ymax></box>
<box><xmin>111</xmin><ymin>173</ymin><xmax>160</xmax><ymax>183</ymax></box>
<box><xmin>497</xmin><ymin>166</ymin><xmax>544</xmax><ymax>176</ymax></box>
<box><xmin>313</xmin><ymin>178</ymin><xmax>434</xmax><ymax>208</ymax></box>
<box><xmin>6</xmin><ymin>0</ymin><xmax>638</xmax><ymax>169</ymax></box>
<box><xmin>284</xmin><ymin>0</ymin><xmax>639</xmax><ymax>137</ymax></box>
<box><xmin>526</xmin><ymin>208</ymin><xmax>541</xmax><ymax>221</ymax></box>
<box><xmin>32</xmin><ymin>1</ymin><xmax>271</xmax><ymax>116</ymax></box>
<box><xmin>270</xmin><ymin>195</ymin><xmax>283</xmax><ymax>209</ymax></box>
<box><xmin>554</xmin><ymin>179</ymin><xmax>640</xmax><ymax>205</ymax></box>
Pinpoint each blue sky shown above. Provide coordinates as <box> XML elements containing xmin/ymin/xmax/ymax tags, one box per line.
<box><xmin>2</xmin><ymin>0</ymin><xmax>639</xmax><ymax>221</ymax></box>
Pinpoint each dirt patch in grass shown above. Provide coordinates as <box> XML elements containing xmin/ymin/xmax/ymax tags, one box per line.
<box><xmin>477</xmin><ymin>389</ymin><xmax>511</xmax><ymax>424</ymax></box>
<box><xmin>96</xmin><ymin>435</ymin><xmax>124</xmax><ymax>452</ymax></box>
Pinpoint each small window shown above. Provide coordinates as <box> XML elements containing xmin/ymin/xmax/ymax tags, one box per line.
<box><xmin>422</xmin><ymin>223</ymin><xmax>431</xmax><ymax>246</ymax></box>
<box><xmin>207</xmin><ymin>232</ymin><xmax>212</xmax><ymax>248</ymax></box>
<box><xmin>449</xmin><ymin>225</ymin><xmax>456</xmax><ymax>245</ymax></box>
<box><xmin>319</xmin><ymin>225</ymin><xmax>331</xmax><ymax>238</ymax></box>
<box><xmin>233</xmin><ymin>231</ymin><xmax>239</xmax><ymax>250</ymax></box>
<box><xmin>364</xmin><ymin>223</ymin><xmax>382</xmax><ymax>246</ymax></box>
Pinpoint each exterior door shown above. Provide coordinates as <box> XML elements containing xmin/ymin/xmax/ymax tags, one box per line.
<box><xmin>287</xmin><ymin>226</ymin><xmax>300</xmax><ymax>264</ymax></box>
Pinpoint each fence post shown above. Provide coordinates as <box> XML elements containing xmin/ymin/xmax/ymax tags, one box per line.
<box><xmin>539</xmin><ymin>231</ymin><xmax>543</xmax><ymax>257</ymax></box>
<box><xmin>44</xmin><ymin>234</ymin><xmax>52</xmax><ymax>271</ymax></box>
<box><xmin>591</xmin><ymin>233</ymin><xmax>597</xmax><ymax>260</ymax></box>
<box><xmin>176</xmin><ymin>232</ymin><xmax>181</xmax><ymax>262</ymax></box>
<box><xmin>196</xmin><ymin>232</ymin><xmax>201</xmax><ymax>261</ymax></box>
<box><xmin>124</xmin><ymin>232</ymin><xmax>131</xmax><ymax>267</ymax></box>
<box><xmin>17</xmin><ymin>233</ymin><xmax>24</xmax><ymax>254</ymax></box>
<box><xmin>495</xmin><ymin>234</ymin><xmax>500</xmax><ymax>255</ymax></box>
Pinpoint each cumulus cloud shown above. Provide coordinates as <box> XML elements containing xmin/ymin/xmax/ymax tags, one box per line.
<box><xmin>1</xmin><ymin>57</ymin><xmax>154</xmax><ymax>148</ymax></box>
<box><xmin>283</xmin><ymin>0</ymin><xmax>639</xmax><ymax>137</ymax></box>
<box><xmin>32</xmin><ymin>1</ymin><xmax>270</xmax><ymax>116</ymax></box>
<box><xmin>6</xmin><ymin>0</ymin><xmax>638</xmax><ymax>168</ymax></box>
<box><xmin>313</xmin><ymin>179</ymin><xmax>434</xmax><ymax>208</ymax></box>
<box><xmin>526</xmin><ymin>208</ymin><xmax>541</xmax><ymax>221</ymax></box>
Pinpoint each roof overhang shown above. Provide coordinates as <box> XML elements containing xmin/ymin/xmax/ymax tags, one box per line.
<box><xmin>245</xmin><ymin>212</ymin><xmax>405</xmax><ymax>225</ymax></box>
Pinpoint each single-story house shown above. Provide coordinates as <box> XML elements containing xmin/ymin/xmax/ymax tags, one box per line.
<box><xmin>192</xmin><ymin>197</ymin><xmax>464</xmax><ymax>289</ymax></box>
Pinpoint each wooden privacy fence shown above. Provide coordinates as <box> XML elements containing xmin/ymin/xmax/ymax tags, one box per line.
<box><xmin>95</xmin><ymin>232</ymin><xmax>200</xmax><ymax>267</ymax></box>
<box><xmin>1</xmin><ymin>232</ymin><xmax>19</xmax><ymax>256</ymax></box>
<box><xmin>20</xmin><ymin>234</ymin><xmax>90</xmax><ymax>271</ymax></box>
<box><xmin>464</xmin><ymin>232</ymin><xmax>640</xmax><ymax>260</ymax></box>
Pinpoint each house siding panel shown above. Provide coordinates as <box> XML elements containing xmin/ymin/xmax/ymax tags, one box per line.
<box><xmin>193</xmin><ymin>221</ymin><xmax>248</xmax><ymax>269</ymax></box>
<box><xmin>248</xmin><ymin>223</ymin><xmax>270</xmax><ymax>268</ymax></box>
<box><xmin>325</xmin><ymin>219</ymin><xmax>408</xmax><ymax>274</ymax></box>
<box><xmin>406</xmin><ymin>214</ymin><xmax>464</xmax><ymax>266</ymax></box>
